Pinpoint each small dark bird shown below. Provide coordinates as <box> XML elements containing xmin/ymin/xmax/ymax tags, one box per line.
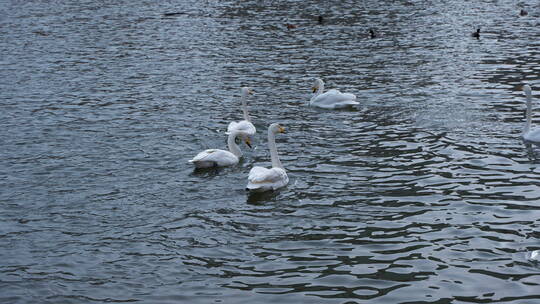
<box><xmin>33</xmin><ymin>30</ymin><xmax>48</xmax><ymax>36</ymax></box>
<box><xmin>318</xmin><ymin>15</ymin><xmax>324</xmax><ymax>24</ymax></box>
<box><xmin>471</xmin><ymin>28</ymin><xmax>480</xmax><ymax>38</ymax></box>
<box><xmin>285</xmin><ymin>23</ymin><xmax>297</xmax><ymax>30</ymax></box>
<box><xmin>369</xmin><ymin>29</ymin><xmax>376</xmax><ymax>39</ymax></box>
<box><xmin>163</xmin><ymin>12</ymin><xmax>185</xmax><ymax>17</ymax></box>
<box><xmin>520</xmin><ymin>9</ymin><xmax>528</xmax><ymax>16</ymax></box>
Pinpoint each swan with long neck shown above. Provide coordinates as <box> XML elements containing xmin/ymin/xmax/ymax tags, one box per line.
<box><xmin>246</xmin><ymin>123</ymin><xmax>288</xmax><ymax>192</ymax></box>
<box><xmin>522</xmin><ymin>85</ymin><xmax>540</xmax><ymax>143</ymax></box>
<box><xmin>189</xmin><ymin>130</ymin><xmax>252</xmax><ymax>168</ymax></box>
<box><xmin>310</xmin><ymin>78</ymin><xmax>359</xmax><ymax>109</ymax></box>
<box><xmin>227</xmin><ymin>87</ymin><xmax>256</xmax><ymax>138</ymax></box>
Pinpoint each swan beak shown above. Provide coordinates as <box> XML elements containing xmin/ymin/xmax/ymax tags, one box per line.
<box><xmin>245</xmin><ymin>138</ymin><xmax>252</xmax><ymax>148</ymax></box>
<box><xmin>278</xmin><ymin>126</ymin><xmax>286</xmax><ymax>133</ymax></box>
<box><xmin>312</xmin><ymin>87</ymin><xmax>317</xmax><ymax>93</ymax></box>
<box><xmin>248</xmin><ymin>89</ymin><xmax>254</xmax><ymax>95</ymax></box>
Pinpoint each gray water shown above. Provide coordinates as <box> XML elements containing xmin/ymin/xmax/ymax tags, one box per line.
<box><xmin>2</xmin><ymin>0</ymin><xmax>540</xmax><ymax>303</ymax></box>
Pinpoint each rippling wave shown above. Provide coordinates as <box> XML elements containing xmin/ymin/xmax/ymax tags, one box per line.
<box><xmin>1</xmin><ymin>0</ymin><xmax>540</xmax><ymax>303</ymax></box>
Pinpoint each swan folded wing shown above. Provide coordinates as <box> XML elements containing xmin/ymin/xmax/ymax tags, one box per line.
<box><xmin>312</xmin><ymin>91</ymin><xmax>358</xmax><ymax>108</ymax></box>
<box><xmin>227</xmin><ymin>120</ymin><xmax>256</xmax><ymax>135</ymax></box>
<box><xmin>227</xmin><ymin>121</ymin><xmax>239</xmax><ymax>133</ymax></box>
<box><xmin>523</xmin><ymin>128</ymin><xmax>540</xmax><ymax>143</ymax></box>
<box><xmin>325</xmin><ymin>89</ymin><xmax>342</xmax><ymax>95</ymax></box>
<box><xmin>189</xmin><ymin>149</ymin><xmax>237</xmax><ymax>165</ymax></box>
<box><xmin>340</xmin><ymin>92</ymin><xmax>357</xmax><ymax>101</ymax></box>
<box><xmin>247</xmin><ymin>166</ymin><xmax>288</xmax><ymax>191</ymax></box>
<box><xmin>324</xmin><ymin>90</ymin><xmax>357</xmax><ymax>101</ymax></box>
<box><xmin>248</xmin><ymin>166</ymin><xmax>286</xmax><ymax>184</ymax></box>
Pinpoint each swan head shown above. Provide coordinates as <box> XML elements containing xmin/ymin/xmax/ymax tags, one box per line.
<box><xmin>241</xmin><ymin>87</ymin><xmax>254</xmax><ymax>95</ymax></box>
<box><xmin>312</xmin><ymin>78</ymin><xmax>324</xmax><ymax>93</ymax></box>
<box><xmin>269</xmin><ymin>123</ymin><xmax>286</xmax><ymax>134</ymax></box>
<box><xmin>232</xmin><ymin>130</ymin><xmax>252</xmax><ymax>148</ymax></box>
<box><xmin>244</xmin><ymin>136</ymin><xmax>252</xmax><ymax>148</ymax></box>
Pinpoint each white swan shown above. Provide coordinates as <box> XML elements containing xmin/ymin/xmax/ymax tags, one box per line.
<box><xmin>246</xmin><ymin>123</ymin><xmax>289</xmax><ymax>192</ymax></box>
<box><xmin>310</xmin><ymin>78</ymin><xmax>359</xmax><ymax>109</ymax></box>
<box><xmin>530</xmin><ymin>250</ymin><xmax>540</xmax><ymax>261</ymax></box>
<box><xmin>189</xmin><ymin>130</ymin><xmax>251</xmax><ymax>168</ymax></box>
<box><xmin>522</xmin><ymin>84</ymin><xmax>540</xmax><ymax>143</ymax></box>
<box><xmin>227</xmin><ymin>87</ymin><xmax>256</xmax><ymax>139</ymax></box>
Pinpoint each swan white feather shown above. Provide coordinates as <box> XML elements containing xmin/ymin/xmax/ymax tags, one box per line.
<box><xmin>522</xmin><ymin>84</ymin><xmax>540</xmax><ymax>144</ymax></box>
<box><xmin>189</xmin><ymin>130</ymin><xmax>251</xmax><ymax>168</ymax></box>
<box><xmin>227</xmin><ymin>87</ymin><xmax>256</xmax><ymax>138</ymax></box>
<box><xmin>531</xmin><ymin>250</ymin><xmax>540</xmax><ymax>261</ymax></box>
<box><xmin>189</xmin><ymin>149</ymin><xmax>239</xmax><ymax>168</ymax></box>
<box><xmin>246</xmin><ymin>123</ymin><xmax>289</xmax><ymax>192</ymax></box>
<box><xmin>227</xmin><ymin>120</ymin><xmax>256</xmax><ymax>136</ymax></box>
<box><xmin>247</xmin><ymin>167</ymin><xmax>289</xmax><ymax>191</ymax></box>
<box><xmin>310</xmin><ymin>78</ymin><xmax>359</xmax><ymax>109</ymax></box>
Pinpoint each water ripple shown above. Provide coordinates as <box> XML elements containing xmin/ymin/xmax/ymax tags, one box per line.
<box><xmin>2</xmin><ymin>0</ymin><xmax>540</xmax><ymax>303</ymax></box>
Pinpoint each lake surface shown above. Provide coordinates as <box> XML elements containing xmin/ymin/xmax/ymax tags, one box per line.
<box><xmin>1</xmin><ymin>0</ymin><xmax>540</xmax><ymax>303</ymax></box>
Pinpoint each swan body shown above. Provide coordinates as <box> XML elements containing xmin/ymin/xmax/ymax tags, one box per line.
<box><xmin>310</xmin><ymin>78</ymin><xmax>359</xmax><ymax>109</ymax></box>
<box><xmin>247</xmin><ymin>167</ymin><xmax>288</xmax><ymax>191</ymax></box>
<box><xmin>227</xmin><ymin>120</ymin><xmax>255</xmax><ymax>137</ymax></box>
<box><xmin>522</xmin><ymin>85</ymin><xmax>540</xmax><ymax>144</ymax></box>
<box><xmin>190</xmin><ymin>149</ymin><xmax>239</xmax><ymax>168</ymax></box>
<box><xmin>247</xmin><ymin>123</ymin><xmax>289</xmax><ymax>192</ymax></box>
<box><xmin>227</xmin><ymin>87</ymin><xmax>256</xmax><ymax>138</ymax></box>
<box><xmin>523</xmin><ymin>128</ymin><xmax>540</xmax><ymax>143</ymax></box>
<box><xmin>530</xmin><ymin>250</ymin><xmax>540</xmax><ymax>261</ymax></box>
<box><xmin>189</xmin><ymin>130</ymin><xmax>251</xmax><ymax>168</ymax></box>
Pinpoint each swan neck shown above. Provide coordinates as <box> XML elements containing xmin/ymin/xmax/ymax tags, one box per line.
<box><xmin>315</xmin><ymin>82</ymin><xmax>324</xmax><ymax>96</ymax></box>
<box><xmin>227</xmin><ymin>132</ymin><xmax>242</xmax><ymax>157</ymax></box>
<box><xmin>310</xmin><ymin>82</ymin><xmax>324</xmax><ymax>104</ymax></box>
<box><xmin>241</xmin><ymin>91</ymin><xmax>250</xmax><ymax>121</ymax></box>
<box><xmin>525</xmin><ymin>94</ymin><xmax>532</xmax><ymax>134</ymax></box>
<box><xmin>268</xmin><ymin>129</ymin><xmax>283</xmax><ymax>169</ymax></box>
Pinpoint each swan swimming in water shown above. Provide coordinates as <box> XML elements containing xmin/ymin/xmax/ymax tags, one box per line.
<box><xmin>227</xmin><ymin>87</ymin><xmax>256</xmax><ymax>139</ymax></box>
<box><xmin>189</xmin><ymin>130</ymin><xmax>251</xmax><ymax>168</ymax></box>
<box><xmin>310</xmin><ymin>78</ymin><xmax>359</xmax><ymax>109</ymax></box>
<box><xmin>521</xmin><ymin>84</ymin><xmax>540</xmax><ymax>144</ymax></box>
<box><xmin>246</xmin><ymin>123</ymin><xmax>288</xmax><ymax>192</ymax></box>
<box><xmin>530</xmin><ymin>250</ymin><xmax>540</xmax><ymax>261</ymax></box>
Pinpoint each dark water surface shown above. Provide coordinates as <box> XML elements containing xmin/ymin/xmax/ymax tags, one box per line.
<box><xmin>2</xmin><ymin>0</ymin><xmax>540</xmax><ymax>303</ymax></box>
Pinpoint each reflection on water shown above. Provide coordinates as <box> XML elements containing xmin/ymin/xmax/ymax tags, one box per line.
<box><xmin>1</xmin><ymin>0</ymin><xmax>540</xmax><ymax>303</ymax></box>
